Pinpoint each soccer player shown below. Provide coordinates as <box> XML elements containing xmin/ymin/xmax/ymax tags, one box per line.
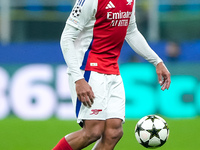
<box><xmin>53</xmin><ymin>0</ymin><xmax>171</xmax><ymax>149</ymax></box>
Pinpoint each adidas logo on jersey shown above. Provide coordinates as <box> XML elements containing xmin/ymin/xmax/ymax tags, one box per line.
<box><xmin>105</xmin><ymin>1</ymin><xmax>115</xmax><ymax>9</ymax></box>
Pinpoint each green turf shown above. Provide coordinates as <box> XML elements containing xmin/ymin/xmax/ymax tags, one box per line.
<box><xmin>0</xmin><ymin>116</ymin><xmax>199</xmax><ymax>150</ymax></box>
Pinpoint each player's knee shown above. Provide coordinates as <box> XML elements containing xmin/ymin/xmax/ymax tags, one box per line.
<box><xmin>106</xmin><ymin>127</ymin><xmax>123</xmax><ymax>141</ymax></box>
<box><xmin>84</xmin><ymin>129</ymin><xmax>102</xmax><ymax>142</ymax></box>
<box><xmin>90</xmin><ymin>130</ymin><xmax>102</xmax><ymax>140</ymax></box>
<box><xmin>113</xmin><ymin>128</ymin><xmax>123</xmax><ymax>140</ymax></box>
<box><xmin>83</xmin><ymin>120</ymin><xmax>105</xmax><ymax>143</ymax></box>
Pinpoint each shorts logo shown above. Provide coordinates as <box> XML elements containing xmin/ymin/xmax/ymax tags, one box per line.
<box><xmin>90</xmin><ymin>109</ymin><xmax>102</xmax><ymax>115</ymax></box>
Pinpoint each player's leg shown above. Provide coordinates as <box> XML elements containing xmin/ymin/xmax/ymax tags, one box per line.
<box><xmin>92</xmin><ymin>118</ymin><xmax>123</xmax><ymax>150</ymax></box>
<box><xmin>53</xmin><ymin>71</ymin><xmax>107</xmax><ymax>149</ymax></box>
<box><xmin>92</xmin><ymin>74</ymin><xmax>125</xmax><ymax>150</ymax></box>
<box><xmin>53</xmin><ymin>120</ymin><xmax>105</xmax><ymax>150</ymax></box>
<box><xmin>66</xmin><ymin>120</ymin><xmax>105</xmax><ymax>149</ymax></box>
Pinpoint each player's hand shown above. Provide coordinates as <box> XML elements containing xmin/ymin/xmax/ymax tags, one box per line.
<box><xmin>156</xmin><ymin>62</ymin><xmax>171</xmax><ymax>91</ymax></box>
<box><xmin>75</xmin><ymin>78</ymin><xmax>95</xmax><ymax>107</ymax></box>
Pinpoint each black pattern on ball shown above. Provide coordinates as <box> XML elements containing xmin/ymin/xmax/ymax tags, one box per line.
<box><xmin>135</xmin><ymin>115</ymin><xmax>170</xmax><ymax>148</ymax></box>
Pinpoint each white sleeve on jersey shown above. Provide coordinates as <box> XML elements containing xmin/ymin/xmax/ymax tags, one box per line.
<box><xmin>60</xmin><ymin>24</ymin><xmax>84</xmax><ymax>83</ymax></box>
<box><xmin>67</xmin><ymin>0</ymin><xmax>97</xmax><ymax>30</ymax></box>
<box><xmin>61</xmin><ymin>0</ymin><xmax>97</xmax><ymax>83</ymax></box>
<box><xmin>125</xmin><ymin>19</ymin><xmax>163</xmax><ymax>66</ymax></box>
<box><xmin>125</xmin><ymin>0</ymin><xmax>162</xmax><ymax>66</ymax></box>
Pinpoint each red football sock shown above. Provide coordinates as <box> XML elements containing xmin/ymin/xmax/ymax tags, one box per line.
<box><xmin>53</xmin><ymin>137</ymin><xmax>73</xmax><ymax>150</ymax></box>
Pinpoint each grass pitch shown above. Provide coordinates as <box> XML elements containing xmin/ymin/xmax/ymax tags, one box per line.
<box><xmin>0</xmin><ymin>116</ymin><xmax>199</xmax><ymax>150</ymax></box>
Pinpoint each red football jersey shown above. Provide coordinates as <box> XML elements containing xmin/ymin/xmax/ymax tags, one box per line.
<box><xmin>67</xmin><ymin>0</ymin><xmax>135</xmax><ymax>75</ymax></box>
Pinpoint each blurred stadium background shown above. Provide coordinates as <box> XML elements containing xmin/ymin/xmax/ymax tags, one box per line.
<box><xmin>0</xmin><ymin>0</ymin><xmax>200</xmax><ymax>149</ymax></box>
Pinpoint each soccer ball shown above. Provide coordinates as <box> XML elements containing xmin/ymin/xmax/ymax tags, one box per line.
<box><xmin>135</xmin><ymin>115</ymin><xmax>169</xmax><ymax>148</ymax></box>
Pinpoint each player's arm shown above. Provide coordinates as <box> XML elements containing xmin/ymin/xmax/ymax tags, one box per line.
<box><xmin>125</xmin><ymin>22</ymin><xmax>162</xmax><ymax>66</ymax></box>
<box><xmin>61</xmin><ymin>23</ymin><xmax>95</xmax><ymax>107</ymax></box>
<box><xmin>125</xmin><ymin>10</ymin><xmax>170</xmax><ymax>90</ymax></box>
<box><xmin>61</xmin><ymin>0</ymin><xmax>96</xmax><ymax>83</ymax></box>
<box><xmin>61</xmin><ymin>24</ymin><xmax>83</xmax><ymax>82</ymax></box>
<box><xmin>60</xmin><ymin>0</ymin><xmax>96</xmax><ymax>107</ymax></box>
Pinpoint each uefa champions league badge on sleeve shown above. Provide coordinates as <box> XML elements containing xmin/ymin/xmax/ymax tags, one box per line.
<box><xmin>135</xmin><ymin>115</ymin><xmax>169</xmax><ymax>148</ymax></box>
<box><xmin>72</xmin><ymin>6</ymin><xmax>82</xmax><ymax>17</ymax></box>
<box><xmin>72</xmin><ymin>0</ymin><xmax>86</xmax><ymax>18</ymax></box>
